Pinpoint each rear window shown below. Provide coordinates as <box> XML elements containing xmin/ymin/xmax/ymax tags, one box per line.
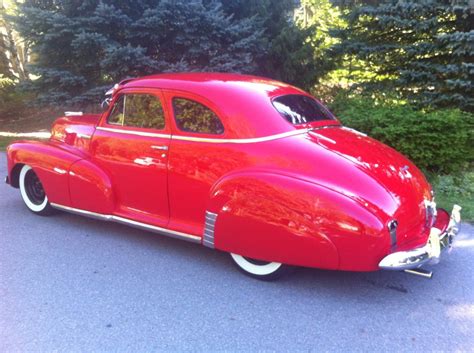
<box><xmin>272</xmin><ymin>94</ymin><xmax>335</xmax><ymax>125</ymax></box>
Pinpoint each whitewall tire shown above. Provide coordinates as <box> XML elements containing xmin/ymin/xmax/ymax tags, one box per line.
<box><xmin>230</xmin><ymin>253</ymin><xmax>288</xmax><ymax>280</ymax></box>
<box><xmin>19</xmin><ymin>165</ymin><xmax>53</xmax><ymax>215</ymax></box>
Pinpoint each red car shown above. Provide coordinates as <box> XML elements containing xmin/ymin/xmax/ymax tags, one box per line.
<box><xmin>5</xmin><ymin>73</ymin><xmax>461</xmax><ymax>280</ymax></box>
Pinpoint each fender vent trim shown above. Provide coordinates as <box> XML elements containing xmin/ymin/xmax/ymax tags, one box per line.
<box><xmin>203</xmin><ymin>211</ymin><xmax>218</xmax><ymax>249</ymax></box>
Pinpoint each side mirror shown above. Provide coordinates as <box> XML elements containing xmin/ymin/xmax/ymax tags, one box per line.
<box><xmin>101</xmin><ymin>97</ymin><xmax>112</xmax><ymax>109</ymax></box>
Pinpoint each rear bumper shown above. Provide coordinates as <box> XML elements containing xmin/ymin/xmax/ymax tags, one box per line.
<box><xmin>379</xmin><ymin>205</ymin><xmax>461</xmax><ymax>270</ymax></box>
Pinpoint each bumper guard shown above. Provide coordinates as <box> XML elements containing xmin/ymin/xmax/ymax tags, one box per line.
<box><xmin>379</xmin><ymin>205</ymin><xmax>461</xmax><ymax>271</ymax></box>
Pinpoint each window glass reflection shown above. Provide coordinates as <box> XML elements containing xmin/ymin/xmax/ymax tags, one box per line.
<box><xmin>273</xmin><ymin>95</ymin><xmax>335</xmax><ymax>125</ymax></box>
<box><xmin>173</xmin><ymin>98</ymin><xmax>224</xmax><ymax>135</ymax></box>
<box><xmin>107</xmin><ymin>94</ymin><xmax>165</xmax><ymax>130</ymax></box>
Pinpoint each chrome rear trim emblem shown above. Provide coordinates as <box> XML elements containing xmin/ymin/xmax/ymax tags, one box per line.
<box><xmin>203</xmin><ymin>211</ymin><xmax>218</xmax><ymax>248</ymax></box>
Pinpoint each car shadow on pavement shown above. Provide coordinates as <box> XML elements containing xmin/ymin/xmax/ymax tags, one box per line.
<box><xmin>54</xmin><ymin>210</ymin><xmax>473</xmax><ymax>300</ymax></box>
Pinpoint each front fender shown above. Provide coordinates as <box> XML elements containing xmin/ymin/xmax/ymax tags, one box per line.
<box><xmin>208</xmin><ymin>171</ymin><xmax>386</xmax><ymax>271</ymax></box>
<box><xmin>7</xmin><ymin>140</ymin><xmax>114</xmax><ymax>214</ymax></box>
<box><xmin>68</xmin><ymin>158</ymin><xmax>114</xmax><ymax>214</ymax></box>
<box><xmin>7</xmin><ymin>141</ymin><xmax>82</xmax><ymax>206</ymax></box>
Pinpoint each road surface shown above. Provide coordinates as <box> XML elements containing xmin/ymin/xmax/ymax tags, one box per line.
<box><xmin>1</xmin><ymin>153</ymin><xmax>473</xmax><ymax>352</ymax></box>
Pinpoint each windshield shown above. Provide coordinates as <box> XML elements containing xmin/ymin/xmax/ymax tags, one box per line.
<box><xmin>272</xmin><ymin>94</ymin><xmax>335</xmax><ymax>125</ymax></box>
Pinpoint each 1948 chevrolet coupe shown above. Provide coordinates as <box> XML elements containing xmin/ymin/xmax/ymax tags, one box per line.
<box><xmin>5</xmin><ymin>73</ymin><xmax>461</xmax><ymax>279</ymax></box>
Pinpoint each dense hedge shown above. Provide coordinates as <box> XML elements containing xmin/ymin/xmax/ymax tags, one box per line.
<box><xmin>329</xmin><ymin>93</ymin><xmax>473</xmax><ymax>174</ymax></box>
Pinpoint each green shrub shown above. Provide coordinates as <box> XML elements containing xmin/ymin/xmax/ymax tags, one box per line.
<box><xmin>429</xmin><ymin>171</ymin><xmax>474</xmax><ymax>221</ymax></box>
<box><xmin>329</xmin><ymin>93</ymin><xmax>473</xmax><ymax>174</ymax></box>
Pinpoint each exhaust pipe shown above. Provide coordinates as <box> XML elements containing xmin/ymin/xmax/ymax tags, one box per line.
<box><xmin>404</xmin><ymin>268</ymin><xmax>433</xmax><ymax>279</ymax></box>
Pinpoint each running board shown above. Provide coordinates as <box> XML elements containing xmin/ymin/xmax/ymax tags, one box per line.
<box><xmin>50</xmin><ymin>203</ymin><xmax>201</xmax><ymax>244</ymax></box>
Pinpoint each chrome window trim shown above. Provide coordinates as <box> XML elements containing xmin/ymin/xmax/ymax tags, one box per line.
<box><xmin>97</xmin><ymin>126</ymin><xmax>310</xmax><ymax>143</ymax></box>
<box><xmin>50</xmin><ymin>203</ymin><xmax>201</xmax><ymax>243</ymax></box>
<box><xmin>97</xmin><ymin>126</ymin><xmax>171</xmax><ymax>139</ymax></box>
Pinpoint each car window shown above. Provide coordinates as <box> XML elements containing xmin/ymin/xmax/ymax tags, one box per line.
<box><xmin>107</xmin><ymin>94</ymin><xmax>165</xmax><ymax>130</ymax></box>
<box><xmin>172</xmin><ymin>98</ymin><xmax>224</xmax><ymax>135</ymax></box>
<box><xmin>273</xmin><ymin>94</ymin><xmax>335</xmax><ymax>125</ymax></box>
<box><xmin>108</xmin><ymin>95</ymin><xmax>125</xmax><ymax>126</ymax></box>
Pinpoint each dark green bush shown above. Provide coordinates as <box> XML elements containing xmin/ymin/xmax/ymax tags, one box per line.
<box><xmin>329</xmin><ymin>93</ymin><xmax>473</xmax><ymax>173</ymax></box>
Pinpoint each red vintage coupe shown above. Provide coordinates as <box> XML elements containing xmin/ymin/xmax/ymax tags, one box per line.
<box><xmin>5</xmin><ymin>73</ymin><xmax>461</xmax><ymax>279</ymax></box>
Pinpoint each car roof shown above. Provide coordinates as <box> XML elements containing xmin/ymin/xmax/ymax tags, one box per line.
<box><xmin>119</xmin><ymin>73</ymin><xmax>310</xmax><ymax>138</ymax></box>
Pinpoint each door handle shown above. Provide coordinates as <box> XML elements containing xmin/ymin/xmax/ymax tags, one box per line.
<box><xmin>151</xmin><ymin>145</ymin><xmax>169</xmax><ymax>151</ymax></box>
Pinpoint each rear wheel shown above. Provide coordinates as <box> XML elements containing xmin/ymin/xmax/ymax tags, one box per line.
<box><xmin>19</xmin><ymin>165</ymin><xmax>54</xmax><ymax>216</ymax></box>
<box><xmin>230</xmin><ymin>253</ymin><xmax>288</xmax><ymax>280</ymax></box>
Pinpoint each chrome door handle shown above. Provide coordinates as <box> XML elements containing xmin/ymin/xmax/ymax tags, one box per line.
<box><xmin>151</xmin><ymin>145</ymin><xmax>169</xmax><ymax>151</ymax></box>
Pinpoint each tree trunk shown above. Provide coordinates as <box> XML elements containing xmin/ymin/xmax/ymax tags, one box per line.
<box><xmin>0</xmin><ymin>2</ymin><xmax>29</xmax><ymax>81</ymax></box>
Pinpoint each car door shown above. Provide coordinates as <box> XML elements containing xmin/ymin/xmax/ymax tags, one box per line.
<box><xmin>91</xmin><ymin>89</ymin><xmax>171</xmax><ymax>227</ymax></box>
<box><xmin>164</xmin><ymin>91</ymin><xmax>231</xmax><ymax>236</ymax></box>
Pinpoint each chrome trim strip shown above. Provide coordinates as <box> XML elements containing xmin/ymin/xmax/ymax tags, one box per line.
<box><xmin>203</xmin><ymin>211</ymin><xmax>218</xmax><ymax>248</ymax></box>
<box><xmin>65</xmin><ymin>111</ymin><xmax>83</xmax><ymax>116</ymax></box>
<box><xmin>307</xmin><ymin>130</ymin><xmax>337</xmax><ymax>144</ymax></box>
<box><xmin>151</xmin><ymin>145</ymin><xmax>169</xmax><ymax>150</ymax></box>
<box><xmin>53</xmin><ymin>167</ymin><xmax>67</xmax><ymax>175</ymax></box>
<box><xmin>341</xmin><ymin>126</ymin><xmax>367</xmax><ymax>137</ymax></box>
<box><xmin>96</xmin><ymin>126</ymin><xmax>171</xmax><ymax>139</ymax></box>
<box><xmin>77</xmin><ymin>133</ymin><xmax>91</xmax><ymax>139</ymax></box>
<box><xmin>50</xmin><ymin>203</ymin><xmax>111</xmax><ymax>221</ymax></box>
<box><xmin>50</xmin><ymin>203</ymin><xmax>201</xmax><ymax>243</ymax></box>
<box><xmin>172</xmin><ymin>129</ymin><xmax>308</xmax><ymax>144</ymax></box>
<box><xmin>97</xmin><ymin>126</ymin><xmax>309</xmax><ymax>144</ymax></box>
<box><xmin>387</xmin><ymin>220</ymin><xmax>398</xmax><ymax>247</ymax></box>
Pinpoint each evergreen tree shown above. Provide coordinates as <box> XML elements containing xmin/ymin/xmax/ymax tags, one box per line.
<box><xmin>332</xmin><ymin>0</ymin><xmax>473</xmax><ymax>111</ymax></box>
<box><xmin>14</xmin><ymin>0</ymin><xmax>267</xmax><ymax>105</ymax></box>
<box><xmin>219</xmin><ymin>0</ymin><xmax>320</xmax><ymax>90</ymax></box>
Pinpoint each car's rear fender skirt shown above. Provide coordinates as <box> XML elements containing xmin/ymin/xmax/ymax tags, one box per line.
<box><xmin>208</xmin><ymin>172</ymin><xmax>387</xmax><ymax>271</ymax></box>
<box><xmin>7</xmin><ymin>141</ymin><xmax>82</xmax><ymax>206</ymax></box>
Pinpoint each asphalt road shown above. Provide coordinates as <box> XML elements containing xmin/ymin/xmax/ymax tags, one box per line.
<box><xmin>1</xmin><ymin>153</ymin><xmax>473</xmax><ymax>352</ymax></box>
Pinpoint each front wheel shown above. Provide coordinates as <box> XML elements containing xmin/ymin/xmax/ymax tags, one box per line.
<box><xmin>230</xmin><ymin>253</ymin><xmax>289</xmax><ymax>280</ymax></box>
<box><xmin>19</xmin><ymin>165</ymin><xmax>54</xmax><ymax>216</ymax></box>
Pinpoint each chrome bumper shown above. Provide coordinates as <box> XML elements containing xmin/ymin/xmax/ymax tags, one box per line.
<box><xmin>379</xmin><ymin>205</ymin><xmax>461</xmax><ymax>271</ymax></box>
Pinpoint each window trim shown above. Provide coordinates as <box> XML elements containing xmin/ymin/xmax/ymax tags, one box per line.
<box><xmin>106</xmin><ymin>94</ymin><xmax>125</xmax><ymax>126</ymax></box>
<box><xmin>171</xmin><ymin>96</ymin><xmax>225</xmax><ymax>136</ymax></box>
<box><xmin>103</xmin><ymin>90</ymin><xmax>168</xmax><ymax>133</ymax></box>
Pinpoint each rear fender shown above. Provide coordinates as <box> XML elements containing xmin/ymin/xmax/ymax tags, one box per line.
<box><xmin>207</xmin><ymin>172</ymin><xmax>341</xmax><ymax>269</ymax></box>
<box><xmin>207</xmin><ymin>171</ymin><xmax>386</xmax><ymax>271</ymax></box>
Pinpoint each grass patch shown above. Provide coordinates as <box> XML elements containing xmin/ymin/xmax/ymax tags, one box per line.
<box><xmin>0</xmin><ymin>136</ymin><xmax>21</xmax><ymax>150</ymax></box>
<box><xmin>435</xmin><ymin>192</ymin><xmax>473</xmax><ymax>223</ymax></box>
<box><xmin>0</xmin><ymin>136</ymin><xmax>45</xmax><ymax>150</ymax></box>
<box><xmin>429</xmin><ymin>172</ymin><xmax>474</xmax><ymax>222</ymax></box>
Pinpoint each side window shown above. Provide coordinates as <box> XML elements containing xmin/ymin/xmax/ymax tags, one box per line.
<box><xmin>107</xmin><ymin>94</ymin><xmax>165</xmax><ymax>130</ymax></box>
<box><xmin>108</xmin><ymin>95</ymin><xmax>125</xmax><ymax>126</ymax></box>
<box><xmin>272</xmin><ymin>94</ymin><xmax>335</xmax><ymax>125</ymax></box>
<box><xmin>172</xmin><ymin>98</ymin><xmax>224</xmax><ymax>135</ymax></box>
